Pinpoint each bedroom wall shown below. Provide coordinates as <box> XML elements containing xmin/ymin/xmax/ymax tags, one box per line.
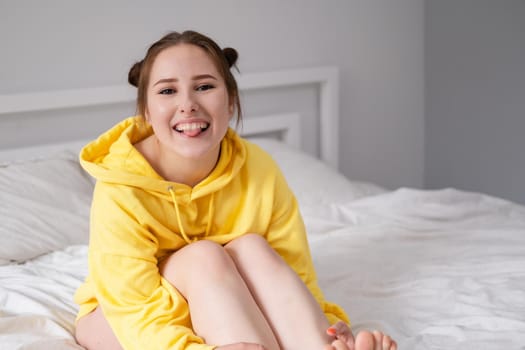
<box><xmin>0</xmin><ymin>0</ymin><xmax>424</xmax><ymax>190</ymax></box>
<box><xmin>425</xmin><ymin>0</ymin><xmax>525</xmax><ymax>204</ymax></box>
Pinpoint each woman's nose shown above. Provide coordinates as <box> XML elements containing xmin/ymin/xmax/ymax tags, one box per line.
<box><xmin>179</xmin><ymin>93</ymin><xmax>198</xmax><ymax>114</ymax></box>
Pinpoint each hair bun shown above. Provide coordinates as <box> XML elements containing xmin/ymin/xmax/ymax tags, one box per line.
<box><xmin>223</xmin><ymin>47</ymin><xmax>238</xmax><ymax>68</ymax></box>
<box><xmin>128</xmin><ymin>60</ymin><xmax>143</xmax><ymax>87</ymax></box>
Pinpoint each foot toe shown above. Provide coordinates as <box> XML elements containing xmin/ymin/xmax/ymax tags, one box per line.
<box><xmin>355</xmin><ymin>330</ymin><xmax>374</xmax><ymax>350</ymax></box>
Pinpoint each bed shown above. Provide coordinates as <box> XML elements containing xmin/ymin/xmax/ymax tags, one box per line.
<box><xmin>1</xmin><ymin>67</ymin><xmax>524</xmax><ymax>350</ymax></box>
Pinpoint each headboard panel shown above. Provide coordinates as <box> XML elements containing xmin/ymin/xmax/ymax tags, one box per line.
<box><xmin>0</xmin><ymin>67</ymin><xmax>339</xmax><ymax>167</ymax></box>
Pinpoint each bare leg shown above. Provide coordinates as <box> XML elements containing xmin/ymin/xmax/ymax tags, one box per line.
<box><xmin>160</xmin><ymin>239</ymin><xmax>280</xmax><ymax>350</ymax></box>
<box><xmin>75</xmin><ymin>307</ymin><xmax>123</xmax><ymax>350</ymax></box>
<box><xmin>75</xmin><ymin>237</ymin><xmax>397</xmax><ymax>350</ymax></box>
<box><xmin>75</xmin><ymin>239</ymin><xmax>279</xmax><ymax>350</ymax></box>
<box><xmin>225</xmin><ymin>234</ymin><xmax>333</xmax><ymax>350</ymax></box>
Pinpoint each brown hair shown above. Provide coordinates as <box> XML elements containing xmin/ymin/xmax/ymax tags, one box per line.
<box><xmin>128</xmin><ymin>30</ymin><xmax>242</xmax><ymax>126</ymax></box>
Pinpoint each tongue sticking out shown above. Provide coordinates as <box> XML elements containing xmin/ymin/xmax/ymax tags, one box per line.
<box><xmin>175</xmin><ymin>122</ymin><xmax>209</xmax><ymax>137</ymax></box>
<box><xmin>183</xmin><ymin>129</ymin><xmax>202</xmax><ymax>137</ymax></box>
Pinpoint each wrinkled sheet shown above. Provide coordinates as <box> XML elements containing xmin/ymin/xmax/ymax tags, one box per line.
<box><xmin>2</xmin><ymin>187</ymin><xmax>525</xmax><ymax>349</ymax></box>
<box><xmin>311</xmin><ymin>188</ymin><xmax>525</xmax><ymax>349</ymax></box>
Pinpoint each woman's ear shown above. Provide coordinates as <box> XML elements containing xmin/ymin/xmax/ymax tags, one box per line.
<box><xmin>144</xmin><ymin>109</ymin><xmax>151</xmax><ymax>124</ymax></box>
<box><xmin>228</xmin><ymin>99</ymin><xmax>235</xmax><ymax>118</ymax></box>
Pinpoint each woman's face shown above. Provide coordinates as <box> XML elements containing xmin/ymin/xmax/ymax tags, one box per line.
<box><xmin>146</xmin><ymin>44</ymin><xmax>233</xmax><ymax>161</ymax></box>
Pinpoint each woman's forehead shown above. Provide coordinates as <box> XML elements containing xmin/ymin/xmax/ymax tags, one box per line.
<box><xmin>150</xmin><ymin>44</ymin><xmax>221</xmax><ymax>80</ymax></box>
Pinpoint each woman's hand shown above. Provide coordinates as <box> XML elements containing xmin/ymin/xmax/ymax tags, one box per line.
<box><xmin>216</xmin><ymin>342</ymin><xmax>268</xmax><ymax>350</ymax></box>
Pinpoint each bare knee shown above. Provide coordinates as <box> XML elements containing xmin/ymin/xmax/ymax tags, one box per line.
<box><xmin>226</xmin><ymin>233</ymin><xmax>286</xmax><ymax>271</ymax></box>
<box><xmin>226</xmin><ymin>233</ymin><xmax>270</xmax><ymax>254</ymax></box>
<box><xmin>160</xmin><ymin>240</ymin><xmax>237</xmax><ymax>296</ymax></box>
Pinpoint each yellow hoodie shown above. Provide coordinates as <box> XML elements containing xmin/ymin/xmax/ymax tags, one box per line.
<box><xmin>74</xmin><ymin>116</ymin><xmax>349</xmax><ymax>350</ymax></box>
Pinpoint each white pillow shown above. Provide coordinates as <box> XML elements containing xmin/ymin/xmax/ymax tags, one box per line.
<box><xmin>0</xmin><ymin>152</ymin><xmax>93</xmax><ymax>265</ymax></box>
<box><xmin>248</xmin><ymin>137</ymin><xmax>386</xmax><ymax>206</ymax></box>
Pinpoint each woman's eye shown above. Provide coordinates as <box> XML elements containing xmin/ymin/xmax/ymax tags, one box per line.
<box><xmin>196</xmin><ymin>84</ymin><xmax>214</xmax><ymax>92</ymax></box>
<box><xmin>159</xmin><ymin>88</ymin><xmax>176</xmax><ymax>95</ymax></box>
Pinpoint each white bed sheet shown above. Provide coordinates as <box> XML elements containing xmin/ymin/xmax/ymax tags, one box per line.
<box><xmin>0</xmin><ymin>246</ymin><xmax>86</xmax><ymax>350</ymax></box>
<box><xmin>312</xmin><ymin>188</ymin><xmax>525</xmax><ymax>349</ymax></box>
<box><xmin>1</xmin><ymin>140</ymin><xmax>525</xmax><ymax>349</ymax></box>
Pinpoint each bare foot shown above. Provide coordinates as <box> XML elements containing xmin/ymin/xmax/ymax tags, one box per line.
<box><xmin>355</xmin><ymin>330</ymin><xmax>397</xmax><ymax>350</ymax></box>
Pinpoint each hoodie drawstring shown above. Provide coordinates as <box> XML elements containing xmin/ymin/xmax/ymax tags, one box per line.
<box><xmin>204</xmin><ymin>192</ymin><xmax>215</xmax><ymax>238</ymax></box>
<box><xmin>168</xmin><ymin>186</ymin><xmax>215</xmax><ymax>244</ymax></box>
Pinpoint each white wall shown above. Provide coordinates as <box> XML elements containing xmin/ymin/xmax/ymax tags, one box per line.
<box><xmin>0</xmin><ymin>0</ymin><xmax>425</xmax><ymax>190</ymax></box>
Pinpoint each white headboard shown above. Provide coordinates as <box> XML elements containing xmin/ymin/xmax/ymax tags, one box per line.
<box><xmin>0</xmin><ymin>67</ymin><xmax>339</xmax><ymax>167</ymax></box>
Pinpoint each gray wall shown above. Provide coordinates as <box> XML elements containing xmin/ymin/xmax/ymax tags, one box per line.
<box><xmin>3</xmin><ymin>1</ymin><xmax>523</xmax><ymax>204</ymax></box>
<box><xmin>425</xmin><ymin>0</ymin><xmax>525</xmax><ymax>204</ymax></box>
<box><xmin>0</xmin><ymin>0</ymin><xmax>425</xmax><ymax>191</ymax></box>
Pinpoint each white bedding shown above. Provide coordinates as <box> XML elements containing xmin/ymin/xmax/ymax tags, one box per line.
<box><xmin>1</xmin><ymin>139</ymin><xmax>525</xmax><ymax>350</ymax></box>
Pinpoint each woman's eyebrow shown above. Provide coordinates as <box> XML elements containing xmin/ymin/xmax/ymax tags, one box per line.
<box><xmin>153</xmin><ymin>78</ymin><xmax>177</xmax><ymax>86</ymax></box>
<box><xmin>153</xmin><ymin>74</ymin><xmax>218</xmax><ymax>87</ymax></box>
<box><xmin>193</xmin><ymin>74</ymin><xmax>218</xmax><ymax>81</ymax></box>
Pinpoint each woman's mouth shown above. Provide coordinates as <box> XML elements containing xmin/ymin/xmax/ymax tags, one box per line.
<box><xmin>174</xmin><ymin>122</ymin><xmax>210</xmax><ymax>137</ymax></box>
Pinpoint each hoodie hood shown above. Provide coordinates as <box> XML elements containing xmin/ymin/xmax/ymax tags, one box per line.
<box><xmin>80</xmin><ymin>116</ymin><xmax>246</xmax><ymax>201</ymax></box>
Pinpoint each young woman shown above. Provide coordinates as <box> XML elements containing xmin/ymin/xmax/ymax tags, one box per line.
<box><xmin>74</xmin><ymin>30</ymin><xmax>396</xmax><ymax>350</ymax></box>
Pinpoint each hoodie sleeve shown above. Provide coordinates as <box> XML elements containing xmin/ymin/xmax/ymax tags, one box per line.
<box><xmin>264</xmin><ymin>166</ymin><xmax>350</xmax><ymax>326</ymax></box>
<box><xmin>87</xmin><ymin>183</ymin><xmax>215</xmax><ymax>350</ymax></box>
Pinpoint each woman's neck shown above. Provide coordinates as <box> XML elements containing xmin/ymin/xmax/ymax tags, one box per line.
<box><xmin>136</xmin><ymin>135</ymin><xmax>220</xmax><ymax>187</ymax></box>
